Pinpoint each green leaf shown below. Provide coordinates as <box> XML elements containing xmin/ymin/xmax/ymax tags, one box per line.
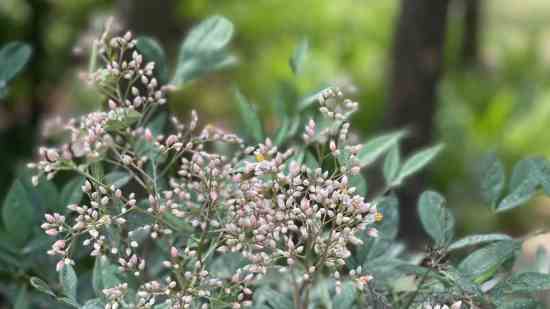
<box><xmin>209</xmin><ymin>252</ymin><xmax>247</xmax><ymax>279</ymax></box>
<box><xmin>0</xmin><ymin>80</ymin><xmax>7</xmax><ymax>99</ymax></box>
<box><xmin>105</xmin><ymin>109</ymin><xmax>141</xmax><ymax>131</ymax></box>
<box><xmin>30</xmin><ymin>277</ymin><xmax>56</xmax><ymax>297</ymax></box>
<box><xmin>60</xmin><ymin>177</ymin><xmax>86</xmax><ymax>208</ymax></box>
<box><xmin>289</xmin><ymin>38</ymin><xmax>308</xmax><ymax>75</ymax></box>
<box><xmin>92</xmin><ymin>256</ymin><xmax>120</xmax><ymax>294</ymax></box>
<box><xmin>2</xmin><ymin>180</ymin><xmax>35</xmax><ymax>246</ymax></box>
<box><xmin>260</xmin><ymin>288</ymin><xmax>293</xmax><ymax>309</ymax></box>
<box><xmin>458</xmin><ymin>240</ymin><xmax>519</xmax><ymax>283</ymax></box>
<box><xmin>136</xmin><ymin>36</ymin><xmax>169</xmax><ymax>84</ymax></box>
<box><xmin>480</xmin><ymin>153</ymin><xmax>506</xmax><ymax>209</ymax></box>
<box><xmin>104</xmin><ymin>171</ymin><xmax>131</xmax><ymax>189</ymax></box>
<box><xmin>497</xmin><ymin>158</ymin><xmax>545</xmax><ymax>213</ymax></box>
<box><xmin>449</xmin><ymin>234</ymin><xmax>512</xmax><ymax>251</ymax></box>
<box><xmin>234</xmin><ymin>88</ymin><xmax>264</xmax><ymax>143</ymax></box>
<box><xmin>173</xmin><ymin>15</ymin><xmax>236</xmax><ymax>86</ymax></box>
<box><xmin>374</xmin><ymin>195</ymin><xmax>399</xmax><ymax>239</ymax></box>
<box><xmin>0</xmin><ymin>42</ymin><xmax>32</xmax><ymax>82</ymax></box>
<box><xmin>332</xmin><ymin>281</ymin><xmax>356</xmax><ymax>308</ymax></box>
<box><xmin>383</xmin><ymin>144</ymin><xmax>400</xmax><ymax>186</ymax></box>
<box><xmin>444</xmin><ymin>266</ymin><xmax>483</xmax><ymax>296</ymax></box>
<box><xmin>60</xmin><ymin>263</ymin><xmax>78</xmax><ymax>301</ymax></box>
<box><xmin>349</xmin><ymin>174</ymin><xmax>367</xmax><ymax>196</ymax></box>
<box><xmin>81</xmin><ymin>298</ymin><xmax>104</xmax><ymax>309</ymax></box>
<box><xmin>492</xmin><ymin>272</ymin><xmax>550</xmax><ymax>295</ymax></box>
<box><xmin>14</xmin><ymin>286</ymin><xmax>29</xmax><ymax>309</ymax></box>
<box><xmin>394</xmin><ymin>144</ymin><xmax>443</xmax><ymax>185</ymax></box>
<box><xmin>58</xmin><ymin>297</ymin><xmax>79</xmax><ymax>308</ymax></box>
<box><xmin>417</xmin><ymin>191</ymin><xmax>454</xmax><ymax>246</ymax></box>
<box><xmin>496</xmin><ymin>298</ymin><xmax>542</xmax><ymax>309</ymax></box>
<box><xmin>357</xmin><ymin>130</ymin><xmax>406</xmax><ymax>167</ymax></box>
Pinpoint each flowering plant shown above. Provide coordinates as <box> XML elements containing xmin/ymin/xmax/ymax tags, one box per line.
<box><xmin>2</xmin><ymin>16</ymin><xmax>550</xmax><ymax>309</ymax></box>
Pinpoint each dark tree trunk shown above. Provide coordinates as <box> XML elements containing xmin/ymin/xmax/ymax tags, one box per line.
<box><xmin>461</xmin><ymin>0</ymin><xmax>481</xmax><ymax>66</ymax></box>
<box><xmin>386</xmin><ymin>0</ymin><xmax>451</xmax><ymax>243</ymax></box>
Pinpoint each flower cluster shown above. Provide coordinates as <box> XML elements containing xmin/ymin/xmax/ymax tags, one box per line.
<box><xmin>31</xmin><ymin>27</ymin><xmax>381</xmax><ymax>309</ymax></box>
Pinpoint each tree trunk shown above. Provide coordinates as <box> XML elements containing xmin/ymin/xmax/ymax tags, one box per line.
<box><xmin>461</xmin><ymin>0</ymin><xmax>481</xmax><ymax>66</ymax></box>
<box><xmin>386</xmin><ymin>0</ymin><xmax>451</xmax><ymax>243</ymax></box>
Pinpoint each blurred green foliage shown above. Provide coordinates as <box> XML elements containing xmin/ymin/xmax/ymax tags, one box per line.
<box><xmin>2</xmin><ymin>0</ymin><xmax>550</xmax><ymax>243</ymax></box>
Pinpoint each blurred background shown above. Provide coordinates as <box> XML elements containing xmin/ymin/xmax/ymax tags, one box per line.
<box><xmin>1</xmin><ymin>0</ymin><xmax>550</xmax><ymax>245</ymax></box>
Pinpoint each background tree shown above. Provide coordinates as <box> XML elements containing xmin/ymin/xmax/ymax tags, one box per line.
<box><xmin>385</xmin><ymin>0</ymin><xmax>451</xmax><ymax>241</ymax></box>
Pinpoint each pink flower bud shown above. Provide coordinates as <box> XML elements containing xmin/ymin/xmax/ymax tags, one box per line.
<box><xmin>170</xmin><ymin>246</ymin><xmax>178</xmax><ymax>258</ymax></box>
<box><xmin>45</xmin><ymin>229</ymin><xmax>58</xmax><ymax>236</ymax></box>
<box><xmin>166</xmin><ymin>135</ymin><xmax>178</xmax><ymax>147</ymax></box>
<box><xmin>56</xmin><ymin>260</ymin><xmax>65</xmax><ymax>272</ymax></box>
<box><xmin>144</xmin><ymin>129</ymin><xmax>153</xmax><ymax>142</ymax></box>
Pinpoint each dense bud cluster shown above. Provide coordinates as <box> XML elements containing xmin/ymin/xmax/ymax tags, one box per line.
<box><xmin>30</xmin><ymin>27</ymin><xmax>381</xmax><ymax>309</ymax></box>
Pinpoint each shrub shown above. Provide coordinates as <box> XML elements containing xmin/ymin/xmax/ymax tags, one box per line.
<box><xmin>2</xmin><ymin>16</ymin><xmax>550</xmax><ymax>309</ymax></box>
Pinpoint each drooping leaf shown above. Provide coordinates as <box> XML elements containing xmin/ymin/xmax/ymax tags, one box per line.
<box><xmin>458</xmin><ymin>240</ymin><xmax>519</xmax><ymax>283</ymax></box>
<box><xmin>417</xmin><ymin>191</ymin><xmax>454</xmax><ymax>246</ymax></box>
<box><xmin>449</xmin><ymin>234</ymin><xmax>512</xmax><ymax>251</ymax></box>
<box><xmin>234</xmin><ymin>88</ymin><xmax>264</xmax><ymax>143</ymax></box>
<box><xmin>289</xmin><ymin>38</ymin><xmax>308</xmax><ymax>75</ymax></box>
<box><xmin>383</xmin><ymin>144</ymin><xmax>400</xmax><ymax>186</ymax></box>
<box><xmin>136</xmin><ymin>36</ymin><xmax>169</xmax><ymax>84</ymax></box>
<box><xmin>2</xmin><ymin>180</ymin><xmax>35</xmax><ymax>246</ymax></box>
<box><xmin>480</xmin><ymin>153</ymin><xmax>506</xmax><ymax>209</ymax></box>
<box><xmin>0</xmin><ymin>42</ymin><xmax>32</xmax><ymax>82</ymax></box>
<box><xmin>357</xmin><ymin>131</ymin><xmax>406</xmax><ymax>167</ymax></box>
<box><xmin>394</xmin><ymin>144</ymin><xmax>443</xmax><ymax>185</ymax></box>
<box><xmin>173</xmin><ymin>15</ymin><xmax>236</xmax><ymax>86</ymax></box>
<box><xmin>60</xmin><ymin>264</ymin><xmax>78</xmax><ymax>301</ymax></box>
